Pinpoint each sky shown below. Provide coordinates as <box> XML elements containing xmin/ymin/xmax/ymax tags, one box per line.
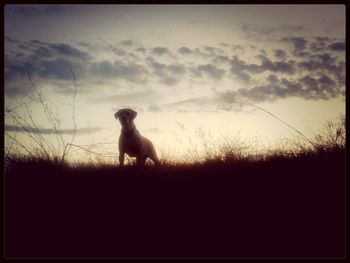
<box><xmin>4</xmin><ymin>4</ymin><xmax>346</xmax><ymax>163</ymax></box>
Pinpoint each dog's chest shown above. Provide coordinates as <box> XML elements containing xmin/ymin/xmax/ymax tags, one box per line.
<box><xmin>119</xmin><ymin>132</ymin><xmax>143</xmax><ymax>156</ymax></box>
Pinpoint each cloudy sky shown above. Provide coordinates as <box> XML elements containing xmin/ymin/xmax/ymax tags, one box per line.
<box><xmin>4</xmin><ymin>5</ymin><xmax>346</xmax><ymax>161</ymax></box>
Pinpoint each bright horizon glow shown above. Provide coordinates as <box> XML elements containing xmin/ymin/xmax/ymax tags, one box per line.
<box><xmin>4</xmin><ymin>4</ymin><xmax>345</xmax><ymax>164</ymax></box>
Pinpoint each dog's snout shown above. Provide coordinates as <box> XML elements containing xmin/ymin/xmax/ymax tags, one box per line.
<box><xmin>120</xmin><ymin>115</ymin><xmax>129</xmax><ymax>126</ymax></box>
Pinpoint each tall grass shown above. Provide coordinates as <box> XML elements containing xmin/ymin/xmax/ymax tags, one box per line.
<box><xmin>4</xmin><ymin>69</ymin><xmax>118</xmax><ymax>167</ymax></box>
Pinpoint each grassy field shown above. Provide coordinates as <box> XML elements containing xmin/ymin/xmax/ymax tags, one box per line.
<box><xmin>4</xmin><ymin>135</ymin><xmax>346</xmax><ymax>258</ymax></box>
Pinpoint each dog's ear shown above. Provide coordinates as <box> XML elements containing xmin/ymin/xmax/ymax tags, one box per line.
<box><xmin>114</xmin><ymin>110</ymin><xmax>121</xmax><ymax>119</ymax></box>
<box><xmin>128</xmin><ymin>109</ymin><xmax>137</xmax><ymax>120</ymax></box>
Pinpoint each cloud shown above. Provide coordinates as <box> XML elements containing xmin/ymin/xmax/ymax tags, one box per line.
<box><xmin>212</xmin><ymin>55</ymin><xmax>230</xmax><ymax>65</ymax></box>
<box><xmin>177</xmin><ymin>46</ymin><xmax>192</xmax><ymax>54</ymax></box>
<box><xmin>147</xmin><ymin>104</ymin><xmax>162</xmax><ymax>112</ymax></box>
<box><xmin>215</xmin><ymin>68</ymin><xmax>342</xmax><ymax>105</ymax></box>
<box><xmin>146</xmin><ymin>57</ymin><xmax>186</xmax><ymax>85</ymax></box>
<box><xmin>5</xmin><ymin>124</ymin><xmax>103</xmax><ymax>135</ymax></box>
<box><xmin>5</xmin><ymin>84</ymin><xmax>33</xmax><ymax>98</ymax></box>
<box><xmin>5</xmin><ymin>38</ymin><xmax>92</xmax><ymax>96</ymax></box>
<box><xmin>328</xmin><ymin>42</ymin><xmax>345</xmax><ymax>51</ymax></box>
<box><xmin>239</xmin><ymin>23</ymin><xmax>306</xmax><ymax>41</ymax></box>
<box><xmin>39</xmin><ymin>58</ymin><xmax>85</xmax><ymax>80</ymax></box>
<box><xmin>229</xmin><ymin>55</ymin><xmax>295</xmax><ymax>83</ymax></box>
<box><xmin>237</xmin><ymin>85</ymin><xmax>291</xmax><ymax>102</ymax></box>
<box><xmin>152</xmin><ymin>47</ymin><xmax>170</xmax><ymax>55</ymax></box>
<box><xmin>166</xmin><ymin>97</ymin><xmax>214</xmax><ymax>111</ymax></box>
<box><xmin>121</xmin><ymin>40</ymin><xmax>134</xmax><ymax>46</ymax></box>
<box><xmin>5</xmin><ymin>36</ymin><xmax>18</xmax><ymax>43</ymax></box>
<box><xmin>194</xmin><ymin>46</ymin><xmax>224</xmax><ymax>58</ymax></box>
<box><xmin>110</xmin><ymin>47</ymin><xmax>126</xmax><ymax>56</ymax></box>
<box><xmin>267</xmin><ymin>74</ymin><xmax>279</xmax><ymax>84</ymax></box>
<box><xmin>5</xmin><ymin>5</ymin><xmax>70</xmax><ymax>16</ymax></box>
<box><xmin>168</xmin><ymin>63</ymin><xmax>186</xmax><ymax>75</ymax></box>
<box><xmin>281</xmin><ymin>36</ymin><xmax>308</xmax><ymax>56</ymax></box>
<box><xmin>297</xmin><ymin>53</ymin><xmax>345</xmax><ymax>84</ymax></box>
<box><xmin>160</xmin><ymin>76</ymin><xmax>181</xmax><ymax>86</ymax></box>
<box><xmin>135</xmin><ymin>47</ymin><xmax>146</xmax><ymax>53</ymax></box>
<box><xmin>299</xmin><ymin>75</ymin><xmax>339</xmax><ymax>100</ymax></box>
<box><xmin>231</xmin><ymin>44</ymin><xmax>245</xmax><ymax>52</ymax></box>
<box><xmin>257</xmin><ymin>55</ymin><xmax>295</xmax><ymax>74</ymax></box>
<box><xmin>309</xmin><ymin>36</ymin><xmax>332</xmax><ymax>52</ymax></box>
<box><xmin>47</xmin><ymin>43</ymin><xmax>91</xmax><ymax>61</ymax></box>
<box><xmin>273</xmin><ymin>49</ymin><xmax>287</xmax><ymax>60</ymax></box>
<box><xmin>5</xmin><ymin>35</ymin><xmax>345</xmax><ymax>104</ymax></box>
<box><xmin>196</xmin><ymin>64</ymin><xmax>225</xmax><ymax>80</ymax></box>
<box><xmin>91</xmin><ymin>60</ymin><xmax>148</xmax><ymax>82</ymax></box>
<box><xmin>280</xmin><ymin>25</ymin><xmax>306</xmax><ymax>31</ymax></box>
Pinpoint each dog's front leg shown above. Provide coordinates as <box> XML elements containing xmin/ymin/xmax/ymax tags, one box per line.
<box><xmin>136</xmin><ymin>153</ymin><xmax>146</xmax><ymax>167</ymax></box>
<box><xmin>119</xmin><ymin>151</ymin><xmax>125</xmax><ymax>167</ymax></box>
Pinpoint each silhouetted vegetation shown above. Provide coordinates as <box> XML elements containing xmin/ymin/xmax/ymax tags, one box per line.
<box><xmin>4</xmin><ymin>116</ymin><xmax>345</xmax><ymax>258</ymax></box>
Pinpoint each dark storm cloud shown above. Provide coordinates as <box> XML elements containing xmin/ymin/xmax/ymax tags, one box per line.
<box><xmin>328</xmin><ymin>42</ymin><xmax>345</xmax><ymax>51</ymax></box>
<box><xmin>177</xmin><ymin>46</ymin><xmax>192</xmax><ymax>54</ymax></box>
<box><xmin>152</xmin><ymin>47</ymin><xmax>170</xmax><ymax>55</ymax></box>
<box><xmin>5</xmin><ymin>124</ymin><xmax>103</xmax><ymax>135</ymax></box>
<box><xmin>196</xmin><ymin>64</ymin><xmax>225</xmax><ymax>80</ymax></box>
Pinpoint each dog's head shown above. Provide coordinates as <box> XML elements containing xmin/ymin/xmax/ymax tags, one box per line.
<box><xmin>114</xmin><ymin>108</ymin><xmax>137</xmax><ymax>132</ymax></box>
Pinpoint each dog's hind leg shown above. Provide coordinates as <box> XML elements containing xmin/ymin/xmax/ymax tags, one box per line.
<box><xmin>148</xmin><ymin>145</ymin><xmax>161</xmax><ymax>166</ymax></box>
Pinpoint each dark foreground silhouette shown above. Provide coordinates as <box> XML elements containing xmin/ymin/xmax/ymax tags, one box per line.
<box><xmin>4</xmin><ymin>148</ymin><xmax>345</xmax><ymax>258</ymax></box>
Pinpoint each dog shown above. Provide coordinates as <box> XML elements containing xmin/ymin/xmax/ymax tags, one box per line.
<box><xmin>114</xmin><ymin>108</ymin><xmax>160</xmax><ymax>167</ymax></box>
